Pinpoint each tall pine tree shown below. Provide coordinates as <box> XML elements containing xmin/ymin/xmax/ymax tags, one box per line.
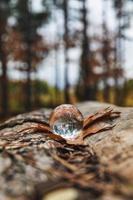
<box><xmin>13</xmin><ymin>0</ymin><xmax>50</xmax><ymax>110</ymax></box>
<box><xmin>0</xmin><ymin>0</ymin><xmax>12</xmax><ymax>117</ymax></box>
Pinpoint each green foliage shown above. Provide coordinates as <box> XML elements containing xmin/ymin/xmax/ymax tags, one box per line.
<box><xmin>7</xmin><ymin>80</ymin><xmax>61</xmax><ymax>112</ymax></box>
<box><xmin>33</xmin><ymin>79</ymin><xmax>49</xmax><ymax>94</ymax></box>
<box><xmin>8</xmin><ymin>80</ymin><xmax>23</xmax><ymax>112</ymax></box>
<box><xmin>126</xmin><ymin>79</ymin><xmax>133</xmax><ymax>91</ymax></box>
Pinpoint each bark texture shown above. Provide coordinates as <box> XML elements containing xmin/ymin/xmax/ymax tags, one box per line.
<box><xmin>0</xmin><ymin>102</ymin><xmax>132</xmax><ymax>200</ymax></box>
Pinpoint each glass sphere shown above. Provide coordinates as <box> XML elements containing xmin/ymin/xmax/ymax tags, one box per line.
<box><xmin>50</xmin><ymin>104</ymin><xmax>83</xmax><ymax>139</ymax></box>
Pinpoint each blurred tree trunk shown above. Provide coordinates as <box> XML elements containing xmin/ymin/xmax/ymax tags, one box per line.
<box><xmin>79</xmin><ymin>0</ymin><xmax>95</xmax><ymax>100</ymax></box>
<box><xmin>63</xmin><ymin>0</ymin><xmax>70</xmax><ymax>103</ymax></box>
<box><xmin>114</xmin><ymin>38</ymin><xmax>121</xmax><ymax>105</ymax></box>
<box><xmin>53</xmin><ymin>1</ymin><xmax>60</xmax><ymax>104</ymax></box>
<box><xmin>25</xmin><ymin>36</ymin><xmax>32</xmax><ymax>111</ymax></box>
<box><xmin>13</xmin><ymin>0</ymin><xmax>50</xmax><ymax>111</ymax></box>
<box><xmin>113</xmin><ymin>0</ymin><xmax>125</xmax><ymax>106</ymax></box>
<box><xmin>54</xmin><ymin>47</ymin><xmax>60</xmax><ymax>104</ymax></box>
<box><xmin>102</xmin><ymin>0</ymin><xmax>110</xmax><ymax>102</ymax></box>
<box><xmin>0</xmin><ymin>0</ymin><xmax>11</xmax><ymax>117</ymax></box>
<box><xmin>0</xmin><ymin>33</ymin><xmax>8</xmax><ymax>117</ymax></box>
<box><xmin>25</xmin><ymin>59</ymin><xmax>32</xmax><ymax>111</ymax></box>
<box><xmin>25</xmin><ymin>0</ymin><xmax>32</xmax><ymax>111</ymax></box>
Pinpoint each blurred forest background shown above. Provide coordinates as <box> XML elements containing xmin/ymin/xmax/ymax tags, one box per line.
<box><xmin>0</xmin><ymin>0</ymin><xmax>133</xmax><ymax>121</ymax></box>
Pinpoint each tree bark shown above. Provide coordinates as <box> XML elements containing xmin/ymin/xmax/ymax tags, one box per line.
<box><xmin>78</xmin><ymin>0</ymin><xmax>96</xmax><ymax>101</ymax></box>
<box><xmin>0</xmin><ymin>102</ymin><xmax>132</xmax><ymax>200</ymax></box>
<box><xmin>0</xmin><ymin>34</ymin><xmax>9</xmax><ymax>117</ymax></box>
<box><xmin>102</xmin><ymin>0</ymin><xmax>110</xmax><ymax>102</ymax></box>
<box><xmin>114</xmin><ymin>0</ymin><xmax>125</xmax><ymax>106</ymax></box>
<box><xmin>63</xmin><ymin>0</ymin><xmax>70</xmax><ymax>103</ymax></box>
<box><xmin>25</xmin><ymin>2</ymin><xmax>32</xmax><ymax>111</ymax></box>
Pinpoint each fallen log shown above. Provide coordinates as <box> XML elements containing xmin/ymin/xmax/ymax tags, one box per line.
<box><xmin>0</xmin><ymin>102</ymin><xmax>132</xmax><ymax>200</ymax></box>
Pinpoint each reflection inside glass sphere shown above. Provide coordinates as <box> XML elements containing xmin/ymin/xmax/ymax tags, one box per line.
<box><xmin>50</xmin><ymin>104</ymin><xmax>83</xmax><ymax>139</ymax></box>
